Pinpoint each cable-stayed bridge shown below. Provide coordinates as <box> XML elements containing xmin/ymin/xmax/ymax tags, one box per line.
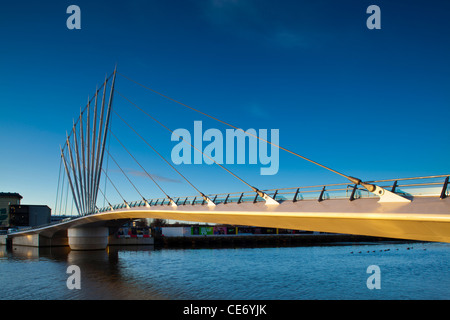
<box><xmin>6</xmin><ymin>67</ymin><xmax>450</xmax><ymax>249</ymax></box>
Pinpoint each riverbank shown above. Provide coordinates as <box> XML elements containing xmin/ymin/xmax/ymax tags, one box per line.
<box><xmin>154</xmin><ymin>233</ymin><xmax>408</xmax><ymax>249</ymax></box>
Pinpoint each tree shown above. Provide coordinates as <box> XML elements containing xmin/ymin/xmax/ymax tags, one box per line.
<box><xmin>150</xmin><ymin>219</ymin><xmax>167</xmax><ymax>227</ymax></box>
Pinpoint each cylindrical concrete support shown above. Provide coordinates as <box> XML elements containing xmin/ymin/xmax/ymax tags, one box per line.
<box><xmin>68</xmin><ymin>227</ymin><xmax>109</xmax><ymax>250</ymax></box>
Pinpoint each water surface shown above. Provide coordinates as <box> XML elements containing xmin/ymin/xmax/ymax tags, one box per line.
<box><xmin>1</xmin><ymin>242</ymin><xmax>449</xmax><ymax>300</ymax></box>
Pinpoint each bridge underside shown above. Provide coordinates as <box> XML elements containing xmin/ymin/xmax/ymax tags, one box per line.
<box><xmin>109</xmin><ymin>197</ymin><xmax>450</xmax><ymax>243</ymax></box>
<box><xmin>8</xmin><ymin>196</ymin><xmax>450</xmax><ymax>248</ymax></box>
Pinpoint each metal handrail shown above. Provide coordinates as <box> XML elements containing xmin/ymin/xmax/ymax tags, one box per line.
<box><xmin>9</xmin><ymin>175</ymin><xmax>449</xmax><ymax>233</ymax></box>
<box><xmin>93</xmin><ymin>174</ymin><xmax>449</xmax><ymax>212</ymax></box>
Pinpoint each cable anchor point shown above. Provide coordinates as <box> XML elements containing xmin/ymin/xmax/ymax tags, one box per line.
<box><xmin>200</xmin><ymin>193</ymin><xmax>216</xmax><ymax>207</ymax></box>
<box><xmin>252</xmin><ymin>187</ymin><xmax>279</xmax><ymax>206</ymax></box>
<box><xmin>167</xmin><ymin>196</ymin><xmax>178</xmax><ymax>208</ymax></box>
<box><xmin>348</xmin><ymin>177</ymin><xmax>410</xmax><ymax>203</ymax></box>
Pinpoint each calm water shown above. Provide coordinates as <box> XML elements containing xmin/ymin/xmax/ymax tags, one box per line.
<box><xmin>1</xmin><ymin>241</ymin><xmax>449</xmax><ymax>300</ymax></box>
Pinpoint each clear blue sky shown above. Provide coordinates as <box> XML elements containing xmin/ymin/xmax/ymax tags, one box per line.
<box><xmin>1</xmin><ymin>0</ymin><xmax>449</xmax><ymax>212</ymax></box>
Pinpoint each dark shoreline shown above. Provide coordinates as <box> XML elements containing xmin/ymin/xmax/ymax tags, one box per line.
<box><xmin>154</xmin><ymin>234</ymin><xmax>419</xmax><ymax>249</ymax></box>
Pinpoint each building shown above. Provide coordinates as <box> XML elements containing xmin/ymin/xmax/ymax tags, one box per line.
<box><xmin>161</xmin><ymin>225</ymin><xmax>317</xmax><ymax>237</ymax></box>
<box><xmin>9</xmin><ymin>204</ymin><xmax>51</xmax><ymax>228</ymax></box>
<box><xmin>0</xmin><ymin>192</ymin><xmax>22</xmax><ymax>228</ymax></box>
<box><xmin>50</xmin><ymin>215</ymin><xmax>72</xmax><ymax>223</ymax></box>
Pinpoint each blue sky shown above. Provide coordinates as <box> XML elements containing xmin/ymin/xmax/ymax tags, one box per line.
<box><xmin>0</xmin><ymin>0</ymin><xmax>449</xmax><ymax>212</ymax></box>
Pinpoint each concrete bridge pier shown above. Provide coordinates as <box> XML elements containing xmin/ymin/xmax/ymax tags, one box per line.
<box><xmin>68</xmin><ymin>227</ymin><xmax>109</xmax><ymax>250</ymax></box>
<box><xmin>6</xmin><ymin>231</ymin><xmax>68</xmax><ymax>247</ymax></box>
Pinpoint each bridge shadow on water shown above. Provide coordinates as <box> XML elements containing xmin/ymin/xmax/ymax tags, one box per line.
<box><xmin>153</xmin><ymin>234</ymin><xmax>412</xmax><ymax>250</ymax></box>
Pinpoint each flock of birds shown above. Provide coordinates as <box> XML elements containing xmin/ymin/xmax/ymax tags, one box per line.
<box><xmin>350</xmin><ymin>246</ymin><xmax>426</xmax><ymax>254</ymax></box>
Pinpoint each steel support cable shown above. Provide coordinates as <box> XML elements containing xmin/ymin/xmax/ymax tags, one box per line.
<box><xmin>75</xmin><ymin>166</ymin><xmax>113</xmax><ymax>212</ymax></box>
<box><xmin>93</xmin><ymin>79</ymin><xmax>108</xmax><ymax>208</ymax></box>
<box><xmin>97</xmin><ymin>160</ymin><xmax>127</xmax><ymax>207</ymax></box>
<box><xmin>111</xmin><ymin>107</ymin><xmax>207</xmax><ymax>200</ymax></box>
<box><xmin>59</xmin><ymin>70</ymin><xmax>116</xmax><ymax>215</ymax></box>
<box><xmin>117</xmin><ymin>72</ymin><xmax>373</xmax><ymax>191</ymax></box>
<box><xmin>71</xmin><ymin>86</ymin><xmax>106</xmax><ymax>214</ymax></box>
<box><xmin>103</xmin><ymin>111</ymin><xmax>113</xmax><ymax>209</ymax></box>
<box><xmin>64</xmin><ymin>175</ymin><xmax>70</xmax><ymax>214</ymax></box>
<box><xmin>108</xmin><ymin>125</ymin><xmax>174</xmax><ymax>202</ymax></box>
<box><xmin>90</xmin><ymin>88</ymin><xmax>99</xmax><ymax>212</ymax></box>
<box><xmin>89</xmin><ymin>79</ymin><xmax>112</xmax><ymax>211</ymax></box>
<box><xmin>82</xmin><ymin>133</ymin><xmax>127</xmax><ymax>209</ymax></box>
<box><xmin>66</xmin><ymin>127</ymin><xmax>125</xmax><ymax>214</ymax></box>
<box><xmin>95</xmin><ymin>182</ymin><xmax>113</xmax><ymax>211</ymax></box>
<box><xmin>79</xmin><ymin>144</ymin><xmax>115</xmax><ymax>211</ymax></box>
<box><xmin>70</xmin><ymin>197</ymin><xmax>74</xmax><ymax>215</ymax></box>
<box><xmin>79</xmin><ymin>112</ymin><xmax>89</xmax><ymax>215</ymax></box>
<box><xmin>54</xmin><ymin>155</ymin><xmax>63</xmax><ymax>215</ymax></box>
<box><xmin>66</xmin><ymin>140</ymin><xmax>90</xmax><ymax>215</ymax></box>
<box><xmin>72</xmin><ymin>125</ymin><xmax>87</xmax><ymax>214</ymax></box>
<box><xmin>112</xmin><ymin>89</ymin><xmax>271</xmax><ymax>199</ymax></box>
<box><xmin>65</xmin><ymin>135</ymin><xmax>84</xmax><ymax>215</ymax></box>
<box><xmin>61</xmin><ymin>145</ymin><xmax>82</xmax><ymax>215</ymax></box>
<box><xmin>103</xmin><ymin>147</ymin><xmax>146</xmax><ymax>204</ymax></box>
<box><xmin>93</xmin><ymin>72</ymin><xmax>115</xmax><ymax>209</ymax></box>
<box><xmin>86</xmin><ymin>97</ymin><xmax>92</xmax><ymax>213</ymax></box>
<box><xmin>58</xmin><ymin>157</ymin><xmax>67</xmax><ymax>215</ymax></box>
<box><xmin>61</xmin><ymin>73</ymin><xmax>114</xmax><ymax>152</ymax></box>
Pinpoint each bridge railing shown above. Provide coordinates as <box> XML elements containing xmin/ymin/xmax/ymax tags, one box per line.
<box><xmin>94</xmin><ymin>174</ymin><xmax>449</xmax><ymax>213</ymax></box>
<box><xmin>7</xmin><ymin>175</ymin><xmax>449</xmax><ymax>234</ymax></box>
